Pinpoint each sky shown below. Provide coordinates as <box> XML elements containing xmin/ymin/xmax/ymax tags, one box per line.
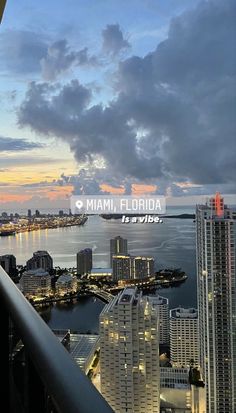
<box><xmin>0</xmin><ymin>0</ymin><xmax>235</xmax><ymax>210</ymax></box>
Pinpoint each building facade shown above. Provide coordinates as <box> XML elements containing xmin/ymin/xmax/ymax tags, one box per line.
<box><xmin>112</xmin><ymin>255</ymin><xmax>154</xmax><ymax>281</ymax></box>
<box><xmin>170</xmin><ymin>307</ymin><xmax>199</xmax><ymax>368</ymax></box>
<box><xmin>77</xmin><ymin>248</ymin><xmax>92</xmax><ymax>275</ymax></box>
<box><xmin>26</xmin><ymin>250</ymin><xmax>53</xmax><ymax>272</ymax></box>
<box><xmin>100</xmin><ymin>287</ymin><xmax>160</xmax><ymax>413</ymax></box>
<box><xmin>20</xmin><ymin>269</ymin><xmax>51</xmax><ymax>298</ymax></box>
<box><xmin>131</xmin><ymin>256</ymin><xmax>154</xmax><ymax>279</ymax></box>
<box><xmin>149</xmin><ymin>295</ymin><xmax>169</xmax><ymax>345</ymax></box>
<box><xmin>196</xmin><ymin>193</ymin><xmax>236</xmax><ymax>412</ymax></box>
<box><xmin>112</xmin><ymin>255</ymin><xmax>131</xmax><ymax>281</ymax></box>
<box><xmin>0</xmin><ymin>254</ymin><xmax>16</xmax><ymax>277</ymax></box>
<box><xmin>110</xmin><ymin>236</ymin><xmax>128</xmax><ymax>266</ymax></box>
<box><xmin>89</xmin><ymin>268</ymin><xmax>112</xmax><ymax>280</ymax></box>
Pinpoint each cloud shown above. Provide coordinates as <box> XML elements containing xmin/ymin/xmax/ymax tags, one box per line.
<box><xmin>0</xmin><ymin>30</ymin><xmax>48</xmax><ymax>74</ymax></box>
<box><xmin>20</xmin><ymin>180</ymin><xmax>58</xmax><ymax>188</ymax></box>
<box><xmin>40</xmin><ymin>40</ymin><xmax>98</xmax><ymax>81</ymax></box>
<box><xmin>58</xmin><ymin>168</ymin><xmax>130</xmax><ymax>195</ymax></box>
<box><xmin>0</xmin><ymin>30</ymin><xmax>98</xmax><ymax>80</ymax></box>
<box><xmin>60</xmin><ymin>169</ymin><xmax>108</xmax><ymax>195</ymax></box>
<box><xmin>18</xmin><ymin>0</ymin><xmax>236</xmax><ymax>194</ymax></box>
<box><xmin>0</xmin><ymin>155</ymin><xmax>65</xmax><ymax>168</ymax></box>
<box><xmin>0</xmin><ymin>136</ymin><xmax>43</xmax><ymax>151</ymax></box>
<box><xmin>102</xmin><ymin>24</ymin><xmax>130</xmax><ymax>56</ymax></box>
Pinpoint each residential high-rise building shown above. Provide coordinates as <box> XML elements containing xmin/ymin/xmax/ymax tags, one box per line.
<box><xmin>196</xmin><ymin>193</ymin><xmax>236</xmax><ymax>412</ymax></box>
<box><xmin>100</xmin><ymin>287</ymin><xmax>160</xmax><ymax>413</ymax></box>
<box><xmin>112</xmin><ymin>255</ymin><xmax>154</xmax><ymax>281</ymax></box>
<box><xmin>0</xmin><ymin>254</ymin><xmax>16</xmax><ymax>277</ymax></box>
<box><xmin>170</xmin><ymin>307</ymin><xmax>199</xmax><ymax>367</ymax></box>
<box><xmin>27</xmin><ymin>209</ymin><xmax>32</xmax><ymax>218</ymax></box>
<box><xmin>149</xmin><ymin>294</ymin><xmax>169</xmax><ymax>345</ymax></box>
<box><xmin>20</xmin><ymin>269</ymin><xmax>51</xmax><ymax>298</ymax></box>
<box><xmin>131</xmin><ymin>256</ymin><xmax>154</xmax><ymax>279</ymax></box>
<box><xmin>77</xmin><ymin>248</ymin><xmax>92</xmax><ymax>275</ymax></box>
<box><xmin>112</xmin><ymin>254</ymin><xmax>131</xmax><ymax>281</ymax></box>
<box><xmin>110</xmin><ymin>236</ymin><xmax>128</xmax><ymax>266</ymax></box>
<box><xmin>26</xmin><ymin>251</ymin><xmax>53</xmax><ymax>272</ymax></box>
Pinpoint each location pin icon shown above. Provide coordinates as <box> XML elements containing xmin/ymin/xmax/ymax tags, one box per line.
<box><xmin>76</xmin><ymin>200</ymin><xmax>84</xmax><ymax>210</ymax></box>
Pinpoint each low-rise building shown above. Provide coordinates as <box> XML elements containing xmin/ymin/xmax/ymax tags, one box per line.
<box><xmin>69</xmin><ymin>334</ymin><xmax>100</xmax><ymax>374</ymax></box>
<box><xmin>20</xmin><ymin>268</ymin><xmax>51</xmax><ymax>298</ymax></box>
<box><xmin>55</xmin><ymin>274</ymin><xmax>77</xmax><ymax>296</ymax></box>
<box><xmin>53</xmin><ymin>331</ymin><xmax>99</xmax><ymax>374</ymax></box>
<box><xmin>89</xmin><ymin>268</ymin><xmax>112</xmax><ymax>280</ymax></box>
<box><xmin>160</xmin><ymin>367</ymin><xmax>191</xmax><ymax>412</ymax></box>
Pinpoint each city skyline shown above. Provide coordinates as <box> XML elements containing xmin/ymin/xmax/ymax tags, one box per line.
<box><xmin>1</xmin><ymin>0</ymin><xmax>235</xmax><ymax>209</ymax></box>
<box><xmin>0</xmin><ymin>1</ymin><xmax>235</xmax><ymax>411</ymax></box>
<box><xmin>0</xmin><ymin>194</ymin><xmax>235</xmax><ymax>412</ymax></box>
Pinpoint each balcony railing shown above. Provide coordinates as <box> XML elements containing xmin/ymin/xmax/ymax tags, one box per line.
<box><xmin>0</xmin><ymin>265</ymin><xmax>114</xmax><ymax>413</ymax></box>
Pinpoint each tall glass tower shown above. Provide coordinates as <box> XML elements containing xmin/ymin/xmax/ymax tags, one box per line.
<box><xmin>196</xmin><ymin>193</ymin><xmax>236</xmax><ymax>412</ymax></box>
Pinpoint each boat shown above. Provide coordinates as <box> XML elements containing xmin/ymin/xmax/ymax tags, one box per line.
<box><xmin>0</xmin><ymin>230</ymin><xmax>16</xmax><ymax>236</ymax></box>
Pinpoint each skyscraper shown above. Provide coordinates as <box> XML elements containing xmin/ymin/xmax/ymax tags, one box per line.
<box><xmin>77</xmin><ymin>248</ymin><xmax>92</xmax><ymax>275</ymax></box>
<box><xmin>0</xmin><ymin>254</ymin><xmax>16</xmax><ymax>277</ymax></box>
<box><xmin>149</xmin><ymin>295</ymin><xmax>169</xmax><ymax>345</ymax></box>
<box><xmin>112</xmin><ymin>255</ymin><xmax>154</xmax><ymax>281</ymax></box>
<box><xmin>110</xmin><ymin>236</ymin><xmax>128</xmax><ymax>266</ymax></box>
<box><xmin>100</xmin><ymin>287</ymin><xmax>160</xmax><ymax>413</ymax></box>
<box><xmin>131</xmin><ymin>256</ymin><xmax>154</xmax><ymax>279</ymax></box>
<box><xmin>112</xmin><ymin>254</ymin><xmax>131</xmax><ymax>281</ymax></box>
<box><xmin>196</xmin><ymin>193</ymin><xmax>236</xmax><ymax>412</ymax></box>
<box><xmin>26</xmin><ymin>251</ymin><xmax>53</xmax><ymax>272</ymax></box>
<box><xmin>170</xmin><ymin>307</ymin><xmax>199</xmax><ymax>367</ymax></box>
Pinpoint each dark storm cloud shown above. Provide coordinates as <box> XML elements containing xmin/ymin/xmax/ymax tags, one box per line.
<box><xmin>0</xmin><ymin>136</ymin><xmax>42</xmax><ymax>151</ymax></box>
<box><xmin>102</xmin><ymin>24</ymin><xmax>130</xmax><ymax>56</ymax></box>
<box><xmin>18</xmin><ymin>0</ymin><xmax>236</xmax><ymax>193</ymax></box>
<box><xmin>0</xmin><ymin>30</ymin><xmax>97</xmax><ymax>80</ymax></box>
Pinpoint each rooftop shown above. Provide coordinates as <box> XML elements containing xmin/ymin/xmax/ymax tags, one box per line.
<box><xmin>57</xmin><ymin>274</ymin><xmax>74</xmax><ymax>282</ymax></box>
<box><xmin>33</xmin><ymin>250</ymin><xmax>51</xmax><ymax>256</ymax></box>
<box><xmin>118</xmin><ymin>287</ymin><xmax>137</xmax><ymax>304</ymax></box>
<box><xmin>23</xmin><ymin>268</ymin><xmax>49</xmax><ymax>277</ymax></box>
<box><xmin>171</xmin><ymin>307</ymin><xmax>198</xmax><ymax>319</ymax></box>
<box><xmin>90</xmin><ymin>268</ymin><xmax>112</xmax><ymax>275</ymax></box>
<box><xmin>69</xmin><ymin>334</ymin><xmax>99</xmax><ymax>370</ymax></box>
<box><xmin>149</xmin><ymin>294</ymin><xmax>169</xmax><ymax>305</ymax></box>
